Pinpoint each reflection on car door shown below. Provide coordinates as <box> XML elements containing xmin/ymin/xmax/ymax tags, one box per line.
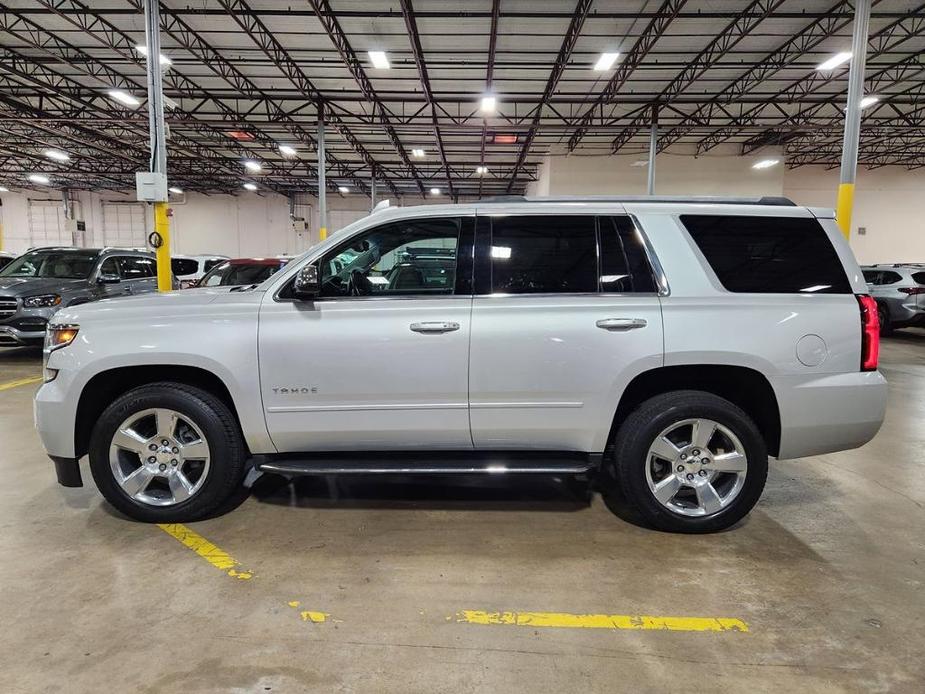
<box><xmin>468</xmin><ymin>213</ymin><xmax>664</xmax><ymax>453</ymax></box>
<box><xmin>258</xmin><ymin>215</ymin><xmax>475</xmax><ymax>452</ymax></box>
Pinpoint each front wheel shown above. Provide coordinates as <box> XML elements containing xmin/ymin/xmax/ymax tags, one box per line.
<box><xmin>607</xmin><ymin>390</ymin><xmax>768</xmax><ymax>533</ymax></box>
<box><xmin>88</xmin><ymin>382</ymin><xmax>247</xmax><ymax>522</ymax></box>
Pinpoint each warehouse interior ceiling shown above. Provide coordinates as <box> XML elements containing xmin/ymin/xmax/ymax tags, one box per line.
<box><xmin>0</xmin><ymin>0</ymin><xmax>923</xmax><ymax>198</ymax></box>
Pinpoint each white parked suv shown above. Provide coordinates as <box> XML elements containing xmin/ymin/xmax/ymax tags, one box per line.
<box><xmin>34</xmin><ymin>197</ymin><xmax>887</xmax><ymax>532</ymax></box>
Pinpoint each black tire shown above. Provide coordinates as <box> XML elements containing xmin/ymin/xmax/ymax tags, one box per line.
<box><xmin>607</xmin><ymin>390</ymin><xmax>768</xmax><ymax>533</ymax></box>
<box><xmin>877</xmin><ymin>303</ymin><xmax>893</xmax><ymax>336</ymax></box>
<box><xmin>88</xmin><ymin>382</ymin><xmax>247</xmax><ymax>522</ymax></box>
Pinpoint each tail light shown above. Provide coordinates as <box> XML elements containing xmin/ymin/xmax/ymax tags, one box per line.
<box><xmin>856</xmin><ymin>294</ymin><xmax>879</xmax><ymax>371</ymax></box>
<box><xmin>898</xmin><ymin>286</ymin><xmax>925</xmax><ymax>295</ymax></box>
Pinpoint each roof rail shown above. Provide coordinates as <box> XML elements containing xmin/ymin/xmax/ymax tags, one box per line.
<box><xmin>478</xmin><ymin>195</ymin><xmax>797</xmax><ymax>207</ymax></box>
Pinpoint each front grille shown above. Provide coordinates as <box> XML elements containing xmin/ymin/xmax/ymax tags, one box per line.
<box><xmin>0</xmin><ymin>297</ymin><xmax>17</xmax><ymax>321</ymax></box>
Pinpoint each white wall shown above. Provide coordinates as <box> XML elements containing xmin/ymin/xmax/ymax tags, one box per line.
<box><xmin>528</xmin><ymin>147</ymin><xmax>925</xmax><ymax>263</ymax></box>
<box><xmin>784</xmin><ymin>166</ymin><xmax>925</xmax><ymax>264</ymax></box>
<box><xmin>3</xmin><ymin>156</ymin><xmax>921</xmax><ymax>264</ymax></box>
<box><xmin>0</xmin><ymin>189</ymin><xmax>376</xmax><ymax>258</ymax></box>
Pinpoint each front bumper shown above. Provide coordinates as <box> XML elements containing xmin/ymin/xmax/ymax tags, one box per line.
<box><xmin>0</xmin><ymin>304</ymin><xmax>57</xmax><ymax>346</ymax></box>
<box><xmin>0</xmin><ymin>324</ymin><xmax>46</xmax><ymax>346</ymax></box>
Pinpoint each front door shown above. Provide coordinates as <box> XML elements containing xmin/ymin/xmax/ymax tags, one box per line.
<box><xmin>258</xmin><ymin>215</ymin><xmax>474</xmax><ymax>452</ymax></box>
<box><xmin>468</xmin><ymin>213</ymin><xmax>664</xmax><ymax>453</ymax></box>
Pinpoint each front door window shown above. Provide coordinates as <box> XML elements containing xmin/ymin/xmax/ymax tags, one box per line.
<box><xmin>319</xmin><ymin>218</ymin><xmax>461</xmax><ymax>297</ymax></box>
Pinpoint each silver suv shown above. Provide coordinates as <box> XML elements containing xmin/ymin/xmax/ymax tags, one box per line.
<box><xmin>0</xmin><ymin>247</ymin><xmax>164</xmax><ymax>347</ymax></box>
<box><xmin>861</xmin><ymin>264</ymin><xmax>925</xmax><ymax>333</ymax></box>
<box><xmin>34</xmin><ymin>197</ymin><xmax>887</xmax><ymax>533</ymax></box>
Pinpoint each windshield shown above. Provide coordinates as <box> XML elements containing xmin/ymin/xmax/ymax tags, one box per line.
<box><xmin>200</xmin><ymin>261</ymin><xmax>284</xmax><ymax>287</ymax></box>
<box><xmin>0</xmin><ymin>250</ymin><xmax>97</xmax><ymax>279</ymax></box>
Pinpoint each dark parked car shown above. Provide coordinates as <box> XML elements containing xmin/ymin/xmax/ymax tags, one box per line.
<box><xmin>0</xmin><ymin>251</ymin><xmax>15</xmax><ymax>272</ymax></box>
<box><xmin>0</xmin><ymin>246</ymin><xmax>169</xmax><ymax>346</ymax></box>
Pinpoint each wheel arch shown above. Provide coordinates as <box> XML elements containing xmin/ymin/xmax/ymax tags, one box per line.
<box><xmin>74</xmin><ymin>365</ymin><xmax>243</xmax><ymax>459</ymax></box>
<box><xmin>609</xmin><ymin>364</ymin><xmax>781</xmax><ymax>457</ymax></box>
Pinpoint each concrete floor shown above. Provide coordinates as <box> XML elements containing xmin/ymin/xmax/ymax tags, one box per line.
<box><xmin>1</xmin><ymin>334</ymin><xmax>924</xmax><ymax>694</ymax></box>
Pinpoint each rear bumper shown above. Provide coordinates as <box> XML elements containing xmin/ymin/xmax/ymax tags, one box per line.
<box><xmin>776</xmin><ymin>370</ymin><xmax>888</xmax><ymax>459</ymax></box>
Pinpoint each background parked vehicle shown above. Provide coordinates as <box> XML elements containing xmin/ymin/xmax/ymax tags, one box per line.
<box><xmin>0</xmin><ymin>251</ymin><xmax>16</xmax><ymax>271</ymax></box>
<box><xmin>0</xmin><ymin>246</ymin><xmax>173</xmax><ymax>347</ymax></box>
<box><xmin>196</xmin><ymin>257</ymin><xmax>290</xmax><ymax>288</ymax></box>
<box><xmin>861</xmin><ymin>264</ymin><xmax>925</xmax><ymax>334</ymax></box>
<box><xmin>171</xmin><ymin>254</ymin><xmax>229</xmax><ymax>289</ymax></box>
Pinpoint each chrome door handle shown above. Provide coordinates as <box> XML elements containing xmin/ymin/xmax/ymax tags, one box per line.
<box><xmin>410</xmin><ymin>321</ymin><xmax>460</xmax><ymax>333</ymax></box>
<box><xmin>596</xmin><ymin>318</ymin><xmax>647</xmax><ymax>331</ymax></box>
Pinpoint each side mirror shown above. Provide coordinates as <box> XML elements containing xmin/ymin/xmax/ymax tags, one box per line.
<box><xmin>97</xmin><ymin>273</ymin><xmax>121</xmax><ymax>285</ymax></box>
<box><xmin>292</xmin><ymin>264</ymin><xmax>320</xmax><ymax>300</ymax></box>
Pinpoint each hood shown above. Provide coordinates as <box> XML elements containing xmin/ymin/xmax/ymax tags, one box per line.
<box><xmin>0</xmin><ymin>277</ymin><xmax>88</xmax><ymax>297</ymax></box>
<box><xmin>50</xmin><ymin>286</ymin><xmax>262</xmax><ymax>326</ymax></box>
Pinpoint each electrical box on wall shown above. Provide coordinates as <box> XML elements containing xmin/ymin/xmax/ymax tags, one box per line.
<box><xmin>290</xmin><ymin>218</ymin><xmax>308</xmax><ymax>233</ymax></box>
<box><xmin>135</xmin><ymin>172</ymin><xmax>168</xmax><ymax>202</ymax></box>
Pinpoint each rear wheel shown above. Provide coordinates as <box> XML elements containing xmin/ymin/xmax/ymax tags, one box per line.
<box><xmin>607</xmin><ymin>390</ymin><xmax>768</xmax><ymax>533</ymax></box>
<box><xmin>88</xmin><ymin>383</ymin><xmax>247</xmax><ymax>522</ymax></box>
<box><xmin>877</xmin><ymin>303</ymin><xmax>893</xmax><ymax>335</ymax></box>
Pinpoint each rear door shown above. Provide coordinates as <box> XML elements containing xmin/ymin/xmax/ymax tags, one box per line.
<box><xmin>468</xmin><ymin>212</ymin><xmax>664</xmax><ymax>453</ymax></box>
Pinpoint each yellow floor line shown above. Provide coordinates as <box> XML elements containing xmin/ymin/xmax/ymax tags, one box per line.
<box><xmin>0</xmin><ymin>375</ymin><xmax>43</xmax><ymax>392</ymax></box>
<box><xmin>287</xmin><ymin>601</ymin><xmax>332</xmax><ymax>624</ymax></box>
<box><xmin>455</xmin><ymin>610</ymin><xmax>749</xmax><ymax>633</ymax></box>
<box><xmin>156</xmin><ymin>523</ymin><xmax>254</xmax><ymax>580</ymax></box>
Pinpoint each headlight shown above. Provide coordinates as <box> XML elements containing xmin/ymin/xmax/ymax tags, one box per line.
<box><xmin>45</xmin><ymin>324</ymin><xmax>79</xmax><ymax>352</ymax></box>
<box><xmin>23</xmin><ymin>294</ymin><xmax>62</xmax><ymax>308</ymax></box>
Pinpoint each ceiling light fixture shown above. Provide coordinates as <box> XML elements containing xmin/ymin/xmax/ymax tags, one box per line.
<box><xmin>338</xmin><ymin>186</ymin><xmax>350</xmax><ymax>194</ymax></box>
<box><xmin>411</xmin><ymin>148</ymin><xmax>425</xmax><ymax>158</ymax></box>
<box><xmin>243</xmin><ymin>182</ymin><xmax>257</xmax><ymax>191</ymax></box>
<box><xmin>476</xmin><ymin>165</ymin><xmax>488</xmax><ymax>175</ymax></box>
<box><xmin>107</xmin><ymin>89</ymin><xmax>141</xmax><ymax>107</ymax></box>
<box><xmin>430</xmin><ymin>187</ymin><xmax>441</xmax><ymax>196</ymax></box>
<box><xmin>0</xmin><ymin>186</ymin><xmax>9</xmax><ymax>192</ymax></box>
<box><xmin>135</xmin><ymin>45</ymin><xmax>172</xmax><ymax>66</ymax></box>
<box><xmin>243</xmin><ymin>160</ymin><xmax>262</xmax><ymax>173</ymax></box>
<box><xmin>631</xmin><ymin>160</ymin><xmax>648</xmax><ymax>167</ymax></box>
<box><xmin>859</xmin><ymin>95</ymin><xmax>880</xmax><ymax>109</ymax></box>
<box><xmin>168</xmin><ymin>187</ymin><xmax>183</xmax><ymax>194</ymax></box>
<box><xmin>368</xmin><ymin>51</ymin><xmax>390</xmax><ymax>69</ymax></box>
<box><xmin>480</xmin><ymin>95</ymin><xmax>497</xmax><ymax>113</ymax></box>
<box><xmin>28</xmin><ymin>174</ymin><xmax>50</xmax><ymax>185</ymax></box>
<box><xmin>752</xmin><ymin>158</ymin><xmax>780</xmax><ymax>170</ymax></box>
<box><xmin>593</xmin><ymin>52</ymin><xmax>620</xmax><ymax>71</ymax></box>
<box><xmin>278</xmin><ymin>144</ymin><xmax>297</xmax><ymax>156</ymax></box>
<box><xmin>44</xmin><ymin>149</ymin><xmax>70</xmax><ymax>162</ymax></box>
<box><xmin>816</xmin><ymin>52</ymin><xmax>852</xmax><ymax>71</ymax></box>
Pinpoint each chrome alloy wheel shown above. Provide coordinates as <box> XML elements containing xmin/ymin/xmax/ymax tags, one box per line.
<box><xmin>109</xmin><ymin>407</ymin><xmax>211</xmax><ymax>507</ymax></box>
<box><xmin>644</xmin><ymin>418</ymin><xmax>748</xmax><ymax>517</ymax></box>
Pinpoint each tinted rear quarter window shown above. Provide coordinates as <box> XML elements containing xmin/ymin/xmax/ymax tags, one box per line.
<box><xmin>879</xmin><ymin>271</ymin><xmax>902</xmax><ymax>284</ymax></box>
<box><xmin>680</xmin><ymin>215</ymin><xmax>851</xmax><ymax>294</ymax></box>
<box><xmin>912</xmin><ymin>272</ymin><xmax>925</xmax><ymax>284</ymax></box>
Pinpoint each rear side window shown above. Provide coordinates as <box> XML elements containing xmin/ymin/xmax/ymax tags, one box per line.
<box><xmin>913</xmin><ymin>272</ymin><xmax>925</xmax><ymax>284</ymax></box>
<box><xmin>118</xmin><ymin>256</ymin><xmax>156</xmax><ymax>279</ymax></box>
<box><xmin>879</xmin><ymin>271</ymin><xmax>902</xmax><ymax>284</ymax></box>
<box><xmin>862</xmin><ymin>270</ymin><xmax>880</xmax><ymax>284</ymax></box>
<box><xmin>681</xmin><ymin>215</ymin><xmax>851</xmax><ymax>294</ymax></box>
<box><xmin>490</xmin><ymin>215</ymin><xmax>597</xmax><ymax>294</ymax></box>
<box><xmin>172</xmin><ymin>258</ymin><xmax>199</xmax><ymax>276</ymax></box>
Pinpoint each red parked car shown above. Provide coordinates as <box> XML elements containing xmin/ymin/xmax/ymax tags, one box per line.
<box><xmin>196</xmin><ymin>257</ymin><xmax>291</xmax><ymax>288</ymax></box>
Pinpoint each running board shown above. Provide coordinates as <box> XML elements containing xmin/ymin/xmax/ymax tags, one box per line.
<box><xmin>257</xmin><ymin>451</ymin><xmax>600</xmax><ymax>476</ymax></box>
